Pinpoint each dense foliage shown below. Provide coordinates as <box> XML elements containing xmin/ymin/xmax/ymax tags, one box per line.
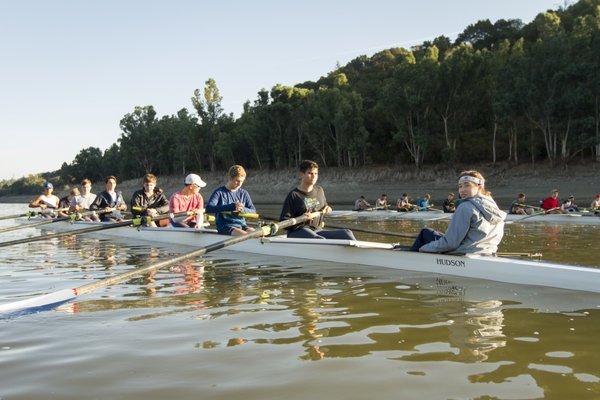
<box><xmin>3</xmin><ymin>0</ymin><xmax>599</xmax><ymax>194</ymax></box>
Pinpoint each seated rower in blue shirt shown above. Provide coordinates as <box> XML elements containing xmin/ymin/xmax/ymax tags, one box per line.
<box><xmin>206</xmin><ymin>165</ymin><xmax>257</xmax><ymax>236</ymax></box>
<box><xmin>415</xmin><ymin>194</ymin><xmax>432</xmax><ymax>211</ymax></box>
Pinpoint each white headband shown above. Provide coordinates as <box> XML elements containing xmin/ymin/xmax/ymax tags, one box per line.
<box><xmin>458</xmin><ymin>175</ymin><xmax>484</xmax><ymax>186</ymax></box>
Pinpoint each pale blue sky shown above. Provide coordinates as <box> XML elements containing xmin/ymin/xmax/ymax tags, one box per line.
<box><xmin>0</xmin><ymin>0</ymin><xmax>559</xmax><ymax>180</ymax></box>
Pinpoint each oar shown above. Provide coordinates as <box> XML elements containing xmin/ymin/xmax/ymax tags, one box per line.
<box><xmin>0</xmin><ymin>212</ymin><xmax>322</xmax><ymax>317</ymax></box>
<box><xmin>0</xmin><ymin>215</ymin><xmax>72</xmax><ymax>234</ymax></box>
<box><xmin>259</xmin><ymin>214</ymin><xmax>419</xmax><ymax>240</ymax></box>
<box><xmin>0</xmin><ymin>208</ymin><xmax>71</xmax><ymax>222</ymax></box>
<box><xmin>324</xmin><ymin>222</ymin><xmax>419</xmax><ymax>239</ymax></box>
<box><xmin>0</xmin><ymin>211</ymin><xmax>192</xmax><ymax>249</ymax></box>
<box><xmin>0</xmin><ymin>211</ymin><xmax>39</xmax><ymax>221</ymax></box>
<box><xmin>505</xmin><ymin>208</ymin><xmax>559</xmax><ymax>224</ymax></box>
<box><xmin>219</xmin><ymin>211</ymin><xmax>261</xmax><ymax>219</ymax></box>
<box><xmin>0</xmin><ymin>208</ymin><xmax>102</xmax><ymax>234</ymax></box>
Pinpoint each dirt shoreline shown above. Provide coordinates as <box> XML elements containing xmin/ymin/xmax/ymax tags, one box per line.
<box><xmin>2</xmin><ymin>163</ymin><xmax>599</xmax><ymax>209</ymax></box>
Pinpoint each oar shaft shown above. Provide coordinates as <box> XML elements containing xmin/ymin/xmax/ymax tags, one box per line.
<box><xmin>0</xmin><ymin>216</ymin><xmax>71</xmax><ymax>234</ymax></box>
<box><xmin>0</xmin><ymin>220</ymin><xmax>132</xmax><ymax>248</ymax></box>
<box><xmin>0</xmin><ymin>211</ymin><xmax>190</xmax><ymax>248</ymax></box>
<box><xmin>76</xmin><ymin>212</ymin><xmax>319</xmax><ymax>295</ymax></box>
<box><xmin>0</xmin><ymin>213</ymin><xmax>28</xmax><ymax>221</ymax></box>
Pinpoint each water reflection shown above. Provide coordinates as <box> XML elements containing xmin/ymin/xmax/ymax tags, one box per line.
<box><xmin>1</xmin><ymin>203</ymin><xmax>600</xmax><ymax>399</ymax></box>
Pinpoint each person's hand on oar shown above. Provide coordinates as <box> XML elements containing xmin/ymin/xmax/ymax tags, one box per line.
<box><xmin>0</xmin><ymin>212</ymin><xmax>323</xmax><ymax>317</ymax></box>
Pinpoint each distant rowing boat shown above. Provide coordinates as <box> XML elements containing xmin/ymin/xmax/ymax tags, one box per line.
<box><xmin>329</xmin><ymin>209</ymin><xmax>600</xmax><ymax>224</ymax></box>
<box><xmin>7</xmin><ymin>219</ymin><xmax>600</xmax><ymax>294</ymax></box>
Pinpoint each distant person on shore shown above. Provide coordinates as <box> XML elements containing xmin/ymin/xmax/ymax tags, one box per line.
<box><xmin>591</xmin><ymin>194</ymin><xmax>600</xmax><ymax>214</ymax></box>
<box><xmin>169</xmin><ymin>173</ymin><xmax>206</xmax><ymax>228</ymax></box>
<box><xmin>509</xmin><ymin>193</ymin><xmax>533</xmax><ymax>215</ymax></box>
<box><xmin>354</xmin><ymin>195</ymin><xmax>371</xmax><ymax>211</ymax></box>
<box><xmin>415</xmin><ymin>194</ymin><xmax>432</xmax><ymax>211</ymax></box>
<box><xmin>375</xmin><ymin>194</ymin><xmax>388</xmax><ymax>209</ymax></box>
<box><xmin>442</xmin><ymin>193</ymin><xmax>456</xmax><ymax>213</ymax></box>
<box><xmin>131</xmin><ymin>173</ymin><xmax>170</xmax><ymax>227</ymax></box>
<box><xmin>29</xmin><ymin>182</ymin><xmax>60</xmax><ymax>218</ymax></box>
<box><xmin>280</xmin><ymin>160</ymin><xmax>356</xmax><ymax>240</ymax></box>
<box><xmin>400</xmin><ymin>170</ymin><xmax>506</xmax><ymax>255</ymax></box>
<box><xmin>540</xmin><ymin>189</ymin><xmax>563</xmax><ymax>214</ymax></box>
<box><xmin>396</xmin><ymin>193</ymin><xmax>412</xmax><ymax>212</ymax></box>
<box><xmin>206</xmin><ymin>165</ymin><xmax>257</xmax><ymax>236</ymax></box>
<box><xmin>560</xmin><ymin>195</ymin><xmax>579</xmax><ymax>213</ymax></box>
<box><xmin>89</xmin><ymin>175</ymin><xmax>128</xmax><ymax>222</ymax></box>
<box><xmin>69</xmin><ymin>179</ymin><xmax>98</xmax><ymax>221</ymax></box>
<box><xmin>57</xmin><ymin>188</ymin><xmax>80</xmax><ymax>217</ymax></box>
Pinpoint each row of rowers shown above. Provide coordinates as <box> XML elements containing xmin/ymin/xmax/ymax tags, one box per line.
<box><xmin>29</xmin><ymin>160</ymin><xmax>509</xmax><ymax>256</ymax></box>
<box><xmin>354</xmin><ymin>193</ymin><xmax>455</xmax><ymax>213</ymax></box>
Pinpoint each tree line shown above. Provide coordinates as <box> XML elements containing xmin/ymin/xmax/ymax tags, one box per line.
<box><xmin>2</xmin><ymin>0</ymin><xmax>599</xmax><ymax>195</ymax></box>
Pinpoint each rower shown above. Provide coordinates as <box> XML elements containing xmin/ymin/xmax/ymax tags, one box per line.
<box><xmin>415</xmin><ymin>194</ymin><xmax>432</xmax><ymax>211</ymax></box>
<box><xmin>69</xmin><ymin>179</ymin><xmax>97</xmax><ymax>221</ymax></box>
<box><xmin>509</xmin><ymin>193</ymin><xmax>533</xmax><ymax>215</ymax></box>
<box><xmin>29</xmin><ymin>181</ymin><xmax>60</xmax><ymax>217</ymax></box>
<box><xmin>375</xmin><ymin>194</ymin><xmax>388</xmax><ymax>209</ymax></box>
<box><xmin>57</xmin><ymin>188</ymin><xmax>80</xmax><ymax>217</ymax></box>
<box><xmin>561</xmin><ymin>195</ymin><xmax>579</xmax><ymax>213</ymax></box>
<box><xmin>354</xmin><ymin>195</ymin><xmax>371</xmax><ymax>211</ymax></box>
<box><xmin>280</xmin><ymin>160</ymin><xmax>355</xmax><ymax>240</ymax></box>
<box><xmin>89</xmin><ymin>175</ymin><xmax>128</xmax><ymax>222</ymax></box>
<box><xmin>591</xmin><ymin>194</ymin><xmax>600</xmax><ymax>214</ymax></box>
<box><xmin>396</xmin><ymin>193</ymin><xmax>412</xmax><ymax>212</ymax></box>
<box><xmin>541</xmin><ymin>189</ymin><xmax>563</xmax><ymax>214</ymax></box>
<box><xmin>131</xmin><ymin>173</ymin><xmax>169</xmax><ymax>227</ymax></box>
<box><xmin>206</xmin><ymin>165</ymin><xmax>256</xmax><ymax>236</ymax></box>
<box><xmin>401</xmin><ymin>170</ymin><xmax>506</xmax><ymax>255</ymax></box>
<box><xmin>169</xmin><ymin>173</ymin><xmax>206</xmax><ymax>228</ymax></box>
<box><xmin>442</xmin><ymin>193</ymin><xmax>456</xmax><ymax>213</ymax></box>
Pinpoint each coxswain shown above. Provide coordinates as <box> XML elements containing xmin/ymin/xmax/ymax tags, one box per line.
<box><xmin>169</xmin><ymin>173</ymin><xmax>206</xmax><ymax>228</ymax></box>
<box><xmin>206</xmin><ymin>165</ymin><xmax>257</xmax><ymax>236</ymax></box>
<box><xmin>280</xmin><ymin>160</ymin><xmax>356</xmax><ymax>240</ymax></box>
<box><xmin>131</xmin><ymin>173</ymin><xmax>170</xmax><ymax>227</ymax></box>
<box><xmin>89</xmin><ymin>175</ymin><xmax>128</xmax><ymax>222</ymax></box>
<box><xmin>401</xmin><ymin>170</ymin><xmax>506</xmax><ymax>255</ymax></box>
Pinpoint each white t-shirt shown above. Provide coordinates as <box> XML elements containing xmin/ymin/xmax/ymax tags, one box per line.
<box><xmin>70</xmin><ymin>193</ymin><xmax>97</xmax><ymax>210</ymax></box>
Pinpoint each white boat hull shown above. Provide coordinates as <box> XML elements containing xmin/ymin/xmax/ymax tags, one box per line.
<box><xmin>24</xmin><ymin>220</ymin><xmax>600</xmax><ymax>294</ymax></box>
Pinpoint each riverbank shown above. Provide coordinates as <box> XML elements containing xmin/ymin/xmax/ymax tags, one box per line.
<box><xmin>1</xmin><ymin>162</ymin><xmax>599</xmax><ymax>208</ymax></box>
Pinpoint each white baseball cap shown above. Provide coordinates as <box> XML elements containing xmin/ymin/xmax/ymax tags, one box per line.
<box><xmin>184</xmin><ymin>173</ymin><xmax>207</xmax><ymax>188</ymax></box>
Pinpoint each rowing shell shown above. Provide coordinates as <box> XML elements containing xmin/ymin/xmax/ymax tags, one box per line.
<box><xmin>8</xmin><ymin>219</ymin><xmax>600</xmax><ymax>294</ymax></box>
<box><xmin>329</xmin><ymin>210</ymin><xmax>600</xmax><ymax>224</ymax></box>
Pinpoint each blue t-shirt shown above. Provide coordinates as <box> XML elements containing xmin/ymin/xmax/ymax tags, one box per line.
<box><xmin>205</xmin><ymin>186</ymin><xmax>256</xmax><ymax>234</ymax></box>
<box><xmin>416</xmin><ymin>198</ymin><xmax>430</xmax><ymax>209</ymax></box>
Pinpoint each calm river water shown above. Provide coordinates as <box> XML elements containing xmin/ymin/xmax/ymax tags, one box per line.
<box><xmin>0</xmin><ymin>203</ymin><xmax>599</xmax><ymax>399</ymax></box>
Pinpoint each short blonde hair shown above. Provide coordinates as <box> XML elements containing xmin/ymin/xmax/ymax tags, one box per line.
<box><xmin>228</xmin><ymin>165</ymin><xmax>246</xmax><ymax>179</ymax></box>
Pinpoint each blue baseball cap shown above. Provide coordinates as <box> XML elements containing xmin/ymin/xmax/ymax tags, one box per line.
<box><xmin>43</xmin><ymin>182</ymin><xmax>53</xmax><ymax>189</ymax></box>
